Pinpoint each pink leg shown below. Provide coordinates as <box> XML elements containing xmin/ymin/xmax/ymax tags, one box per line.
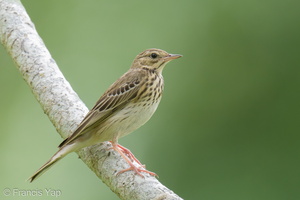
<box><xmin>116</xmin><ymin>144</ymin><xmax>144</xmax><ymax>166</ymax></box>
<box><xmin>110</xmin><ymin>141</ymin><xmax>157</xmax><ymax>177</ymax></box>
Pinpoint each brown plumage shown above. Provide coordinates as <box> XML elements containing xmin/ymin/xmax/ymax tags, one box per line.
<box><xmin>28</xmin><ymin>48</ymin><xmax>182</xmax><ymax>182</ymax></box>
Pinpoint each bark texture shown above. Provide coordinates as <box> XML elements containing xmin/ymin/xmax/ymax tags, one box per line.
<box><xmin>0</xmin><ymin>0</ymin><xmax>183</xmax><ymax>199</ymax></box>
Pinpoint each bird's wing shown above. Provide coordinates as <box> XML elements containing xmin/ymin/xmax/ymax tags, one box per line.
<box><xmin>58</xmin><ymin>71</ymin><xmax>144</xmax><ymax>148</ymax></box>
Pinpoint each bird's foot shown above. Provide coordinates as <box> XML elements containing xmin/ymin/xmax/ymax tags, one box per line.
<box><xmin>117</xmin><ymin>163</ymin><xmax>157</xmax><ymax>178</ymax></box>
<box><xmin>109</xmin><ymin>141</ymin><xmax>157</xmax><ymax>178</ymax></box>
<box><xmin>115</xmin><ymin>143</ymin><xmax>144</xmax><ymax>165</ymax></box>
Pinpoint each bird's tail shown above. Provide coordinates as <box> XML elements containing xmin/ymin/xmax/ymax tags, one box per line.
<box><xmin>28</xmin><ymin>144</ymin><xmax>75</xmax><ymax>182</ymax></box>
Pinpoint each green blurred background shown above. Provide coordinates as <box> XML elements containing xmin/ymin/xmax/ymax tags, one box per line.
<box><xmin>1</xmin><ymin>0</ymin><xmax>300</xmax><ymax>199</ymax></box>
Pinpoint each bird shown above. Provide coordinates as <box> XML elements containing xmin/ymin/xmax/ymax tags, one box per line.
<box><xmin>28</xmin><ymin>48</ymin><xmax>182</xmax><ymax>182</ymax></box>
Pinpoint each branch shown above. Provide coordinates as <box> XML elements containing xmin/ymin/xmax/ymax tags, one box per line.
<box><xmin>0</xmin><ymin>0</ymin><xmax>183</xmax><ymax>199</ymax></box>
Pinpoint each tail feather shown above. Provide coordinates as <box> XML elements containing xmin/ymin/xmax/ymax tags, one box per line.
<box><xmin>28</xmin><ymin>144</ymin><xmax>75</xmax><ymax>182</ymax></box>
<box><xmin>28</xmin><ymin>157</ymin><xmax>61</xmax><ymax>182</ymax></box>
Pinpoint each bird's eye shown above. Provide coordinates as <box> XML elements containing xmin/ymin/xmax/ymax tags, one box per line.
<box><xmin>150</xmin><ymin>53</ymin><xmax>158</xmax><ymax>59</ymax></box>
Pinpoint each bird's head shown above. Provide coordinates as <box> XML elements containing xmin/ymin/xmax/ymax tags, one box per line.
<box><xmin>131</xmin><ymin>49</ymin><xmax>182</xmax><ymax>73</ymax></box>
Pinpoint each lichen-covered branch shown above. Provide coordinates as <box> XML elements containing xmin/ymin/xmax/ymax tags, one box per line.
<box><xmin>0</xmin><ymin>0</ymin><xmax>183</xmax><ymax>199</ymax></box>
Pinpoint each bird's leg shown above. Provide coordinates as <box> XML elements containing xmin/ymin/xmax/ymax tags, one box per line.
<box><xmin>110</xmin><ymin>141</ymin><xmax>157</xmax><ymax>177</ymax></box>
<box><xmin>111</xmin><ymin>142</ymin><xmax>143</xmax><ymax>166</ymax></box>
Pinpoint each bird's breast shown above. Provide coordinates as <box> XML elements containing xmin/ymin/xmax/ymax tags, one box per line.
<box><xmin>111</xmin><ymin>75</ymin><xmax>164</xmax><ymax>139</ymax></box>
<box><xmin>97</xmin><ymin>73</ymin><xmax>164</xmax><ymax>141</ymax></box>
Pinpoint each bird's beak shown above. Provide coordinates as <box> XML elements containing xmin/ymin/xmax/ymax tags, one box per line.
<box><xmin>164</xmin><ymin>54</ymin><xmax>182</xmax><ymax>61</ymax></box>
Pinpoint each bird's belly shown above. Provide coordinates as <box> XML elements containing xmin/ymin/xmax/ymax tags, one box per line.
<box><xmin>100</xmin><ymin>99</ymin><xmax>161</xmax><ymax>140</ymax></box>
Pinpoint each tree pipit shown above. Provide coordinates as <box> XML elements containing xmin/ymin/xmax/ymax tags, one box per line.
<box><xmin>29</xmin><ymin>48</ymin><xmax>182</xmax><ymax>182</ymax></box>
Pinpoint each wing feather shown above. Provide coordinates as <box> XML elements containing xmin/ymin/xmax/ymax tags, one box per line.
<box><xmin>58</xmin><ymin>70</ymin><xmax>144</xmax><ymax>148</ymax></box>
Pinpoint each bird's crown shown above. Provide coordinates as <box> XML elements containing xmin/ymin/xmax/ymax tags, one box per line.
<box><xmin>131</xmin><ymin>48</ymin><xmax>181</xmax><ymax>72</ymax></box>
